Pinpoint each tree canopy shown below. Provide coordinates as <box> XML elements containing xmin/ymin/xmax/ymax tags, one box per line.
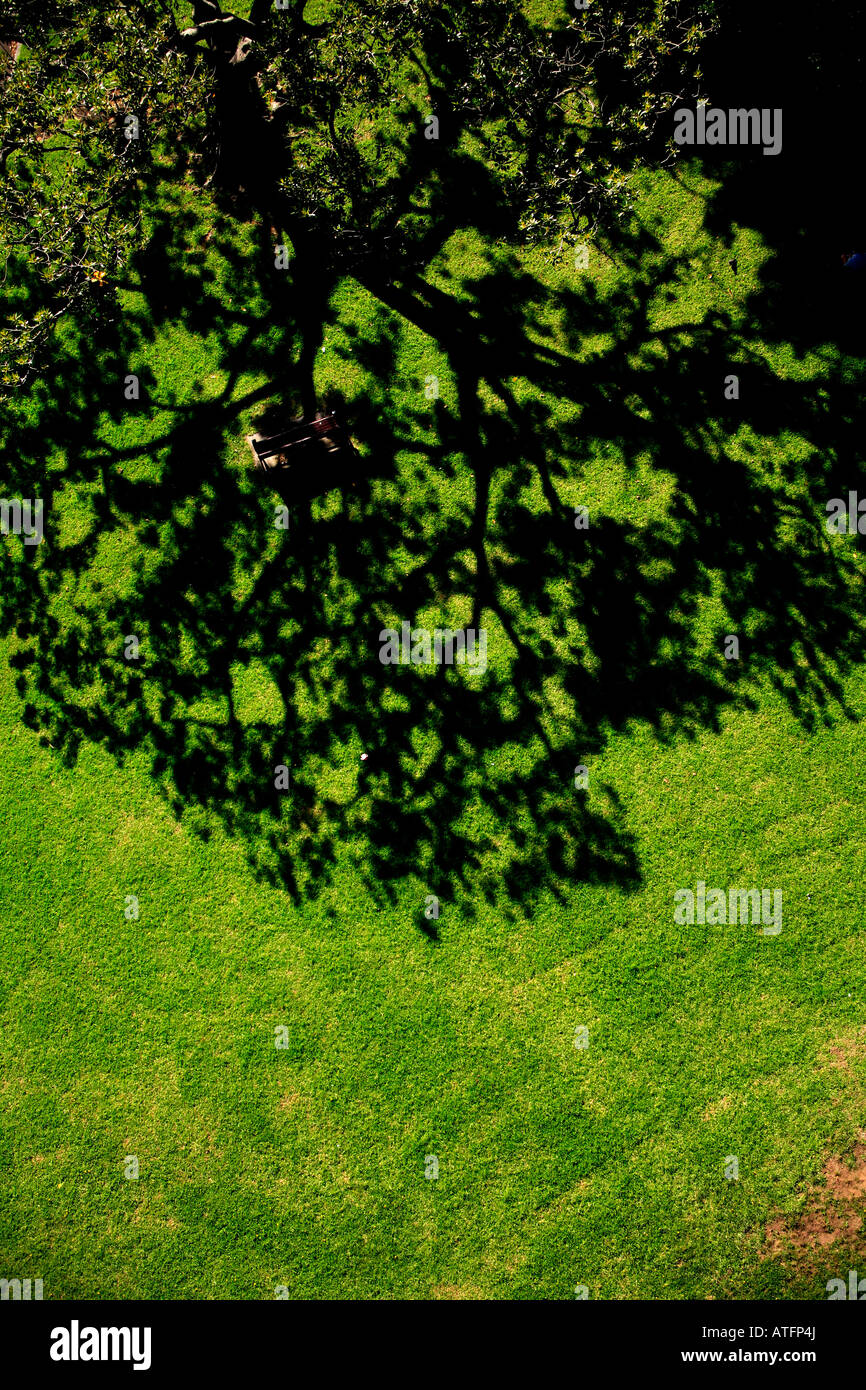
<box><xmin>0</xmin><ymin>0</ymin><xmax>715</xmax><ymax>389</ymax></box>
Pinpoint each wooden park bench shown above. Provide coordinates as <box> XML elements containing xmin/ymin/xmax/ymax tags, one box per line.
<box><xmin>246</xmin><ymin>412</ymin><xmax>358</xmax><ymax>481</ymax></box>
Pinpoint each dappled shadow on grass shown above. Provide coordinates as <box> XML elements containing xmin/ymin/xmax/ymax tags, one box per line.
<box><xmin>2</xmin><ymin>102</ymin><xmax>866</xmax><ymax>930</ymax></box>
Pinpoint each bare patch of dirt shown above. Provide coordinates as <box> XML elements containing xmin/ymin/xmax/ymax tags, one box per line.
<box><xmin>763</xmin><ymin>1135</ymin><xmax>866</xmax><ymax>1277</ymax></box>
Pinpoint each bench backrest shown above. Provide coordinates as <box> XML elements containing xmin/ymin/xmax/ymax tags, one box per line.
<box><xmin>253</xmin><ymin>414</ymin><xmax>342</xmax><ymax>461</ymax></box>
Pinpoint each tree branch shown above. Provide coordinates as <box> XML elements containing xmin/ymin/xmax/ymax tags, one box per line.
<box><xmin>178</xmin><ymin>15</ymin><xmax>255</xmax><ymax>47</ymax></box>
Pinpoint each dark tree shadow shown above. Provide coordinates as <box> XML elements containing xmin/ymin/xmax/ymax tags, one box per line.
<box><xmin>2</xmin><ymin>13</ymin><xmax>865</xmax><ymax>930</ymax></box>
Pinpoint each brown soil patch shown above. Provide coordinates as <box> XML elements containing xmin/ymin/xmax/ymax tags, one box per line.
<box><xmin>763</xmin><ymin>1137</ymin><xmax>866</xmax><ymax>1276</ymax></box>
<box><xmin>827</xmin><ymin>1037</ymin><xmax>861</xmax><ymax>1075</ymax></box>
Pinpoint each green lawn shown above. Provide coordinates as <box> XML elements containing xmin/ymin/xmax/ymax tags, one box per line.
<box><xmin>1</xmin><ymin>153</ymin><xmax>865</xmax><ymax>1299</ymax></box>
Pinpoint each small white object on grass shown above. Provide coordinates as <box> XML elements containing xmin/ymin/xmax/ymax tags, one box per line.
<box><xmin>360</xmin><ymin>753</ymin><xmax>369</xmax><ymax>761</ymax></box>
